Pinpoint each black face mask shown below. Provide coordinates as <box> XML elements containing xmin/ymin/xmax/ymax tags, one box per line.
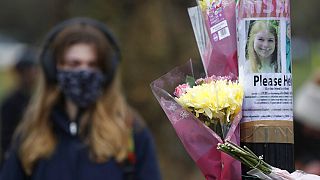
<box><xmin>57</xmin><ymin>69</ymin><xmax>106</xmax><ymax>108</ymax></box>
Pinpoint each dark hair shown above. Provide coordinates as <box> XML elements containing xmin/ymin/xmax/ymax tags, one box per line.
<box><xmin>51</xmin><ymin>23</ymin><xmax>113</xmax><ymax>74</ymax></box>
<box><xmin>15</xmin><ymin>47</ymin><xmax>37</xmax><ymax>72</ymax></box>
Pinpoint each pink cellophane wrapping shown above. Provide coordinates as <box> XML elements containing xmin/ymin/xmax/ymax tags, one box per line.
<box><xmin>150</xmin><ymin>60</ymin><xmax>241</xmax><ymax>180</ymax></box>
<box><xmin>203</xmin><ymin>2</ymin><xmax>238</xmax><ymax>77</ymax></box>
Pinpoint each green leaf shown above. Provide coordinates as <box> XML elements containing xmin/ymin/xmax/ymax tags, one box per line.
<box><xmin>185</xmin><ymin>75</ymin><xmax>196</xmax><ymax>87</ymax></box>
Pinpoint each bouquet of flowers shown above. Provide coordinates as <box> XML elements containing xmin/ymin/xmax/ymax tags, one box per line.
<box><xmin>174</xmin><ymin>75</ymin><xmax>243</xmax><ymax>139</ymax></box>
<box><xmin>151</xmin><ymin>60</ymin><xmax>243</xmax><ymax>179</ymax></box>
<box><xmin>188</xmin><ymin>0</ymin><xmax>238</xmax><ymax>76</ymax></box>
<box><xmin>218</xmin><ymin>141</ymin><xmax>320</xmax><ymax>180</ymax></box>
<box><xmin>151</xmin><ymin>0</ymin><xmax>241</xmax><ymax>179</ymax></box>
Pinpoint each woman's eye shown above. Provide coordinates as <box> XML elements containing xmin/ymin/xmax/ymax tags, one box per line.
<box><xmin>268</xmin><ymin>39</ymin><xmax>274</xmax><ymax>42</ymax></box>
<box><xmin>89</xmin><ymin>61</ymin><xmax>98</xmax><ymax>68</ymax></box>
<box><xmin>66</xmin><ymin>60</ymin><xmax>80</xmax><ymax>67</ymax></box>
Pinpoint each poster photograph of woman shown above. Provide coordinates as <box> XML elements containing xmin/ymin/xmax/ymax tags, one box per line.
<box><xmin>245</xmin><ymin>20</ymin><xmax>281</xmax><ymax>73</ymax></box>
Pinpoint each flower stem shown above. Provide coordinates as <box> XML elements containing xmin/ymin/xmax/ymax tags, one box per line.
<box><xmin>217</xmin><ymin>141</ymin><xmax>272</xmax><ymax>175</ymax></box>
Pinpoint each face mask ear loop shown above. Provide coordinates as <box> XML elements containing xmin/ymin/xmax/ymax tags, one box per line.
<box><xmin>69</xmin><ymin>107</ymin><xmax>85</xmax><ymax>136</ymax></box>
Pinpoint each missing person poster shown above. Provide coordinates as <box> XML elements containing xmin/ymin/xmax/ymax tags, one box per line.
<box><xmin>237</xmin><ymin>0</ymin><xmax>293</xmax><ymax>143</ymax></box>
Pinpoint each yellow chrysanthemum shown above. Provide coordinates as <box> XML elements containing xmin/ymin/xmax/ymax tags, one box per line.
<box><xmin>198</xmin><ymin>0</ymin><xmax>218</xmax><ymax>10</ymax></box>
<box><xmin>175</xmin><ymin>79</ymin><xmax>243</xmax><ymax>123</ymax></box>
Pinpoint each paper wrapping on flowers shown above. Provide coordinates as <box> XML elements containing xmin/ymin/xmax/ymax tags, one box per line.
<box><xmin>248</xmin><ymin>168</ymin><xmax>320</xmax><ymax>180</ymax></box>
<box><xmin>150</xmin><ymin>60</ymin><xmax>242</xmax><ymax>180</ymax></box>
<box><xmin>218</xmin><ymin>140</ymin><xmax>320</xmax><ymax>179</ymax></box>
<box><xmin>188</xmin><ymin>0</ymin><xmax>238</xmax><ymax>77</ymax></box>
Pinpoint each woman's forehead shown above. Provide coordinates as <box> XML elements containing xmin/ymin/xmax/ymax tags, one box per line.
<box><xmin>255</xmin><ymin>30</ymin><xmax>275</xmax><ymax>38</ymax></box>
<box><xmin>64</xmin><ymin>43</ymin><xmax>97</xmax><ymax>62</ymax></box>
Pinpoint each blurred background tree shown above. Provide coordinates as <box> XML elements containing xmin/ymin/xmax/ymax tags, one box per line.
<box><xmin>0</xmin><ymin>0</ymin><xmax>319</xmax><ymax>179</ymax></box>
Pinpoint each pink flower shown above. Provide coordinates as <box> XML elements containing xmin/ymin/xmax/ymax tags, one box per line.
<box><xmin>174</xmin><ymin>83</ymin><xmax>190</xmax><ymax>97</ymax></box>
<box><xmin>196</xmin><ymin>75</ymin><xmax>235</xmax><ymax>85</ymax></box>
<box><xmin>195</xmin><ymin>76</ymin><xmax>216</xmax><ymax>85</ymax></box>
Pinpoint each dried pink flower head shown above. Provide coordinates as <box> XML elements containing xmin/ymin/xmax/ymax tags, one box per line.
<box><xmin>174</xmin><ymin>83</ymin><xmax>190</xmax><ymax>97</ymax></box>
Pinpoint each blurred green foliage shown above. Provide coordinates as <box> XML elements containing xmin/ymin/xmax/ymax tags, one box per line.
<box><xmin>0</xmin><ymin>70</ymin><xmax>16</xmax><ymax>99</ymax></box>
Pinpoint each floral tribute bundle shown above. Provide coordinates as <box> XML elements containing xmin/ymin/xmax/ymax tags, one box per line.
<box><xmin>151</xmin><ymin>0</ymin><xmax>243</xmax><ymax>179</ymax></box>
<box><xmin>151</xmin><ymin>60</ymin><xmax>243</xmax><ymax>180</ymax></box>
<box><xmin>188</xmin><ymin>0</ymin><xmax>238</xmax><ymax>76</ymax></box>
<box><xmin>174</xmin><ymin>75</ymin><xmax>243</xmax><ymax>140</ymax></box>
